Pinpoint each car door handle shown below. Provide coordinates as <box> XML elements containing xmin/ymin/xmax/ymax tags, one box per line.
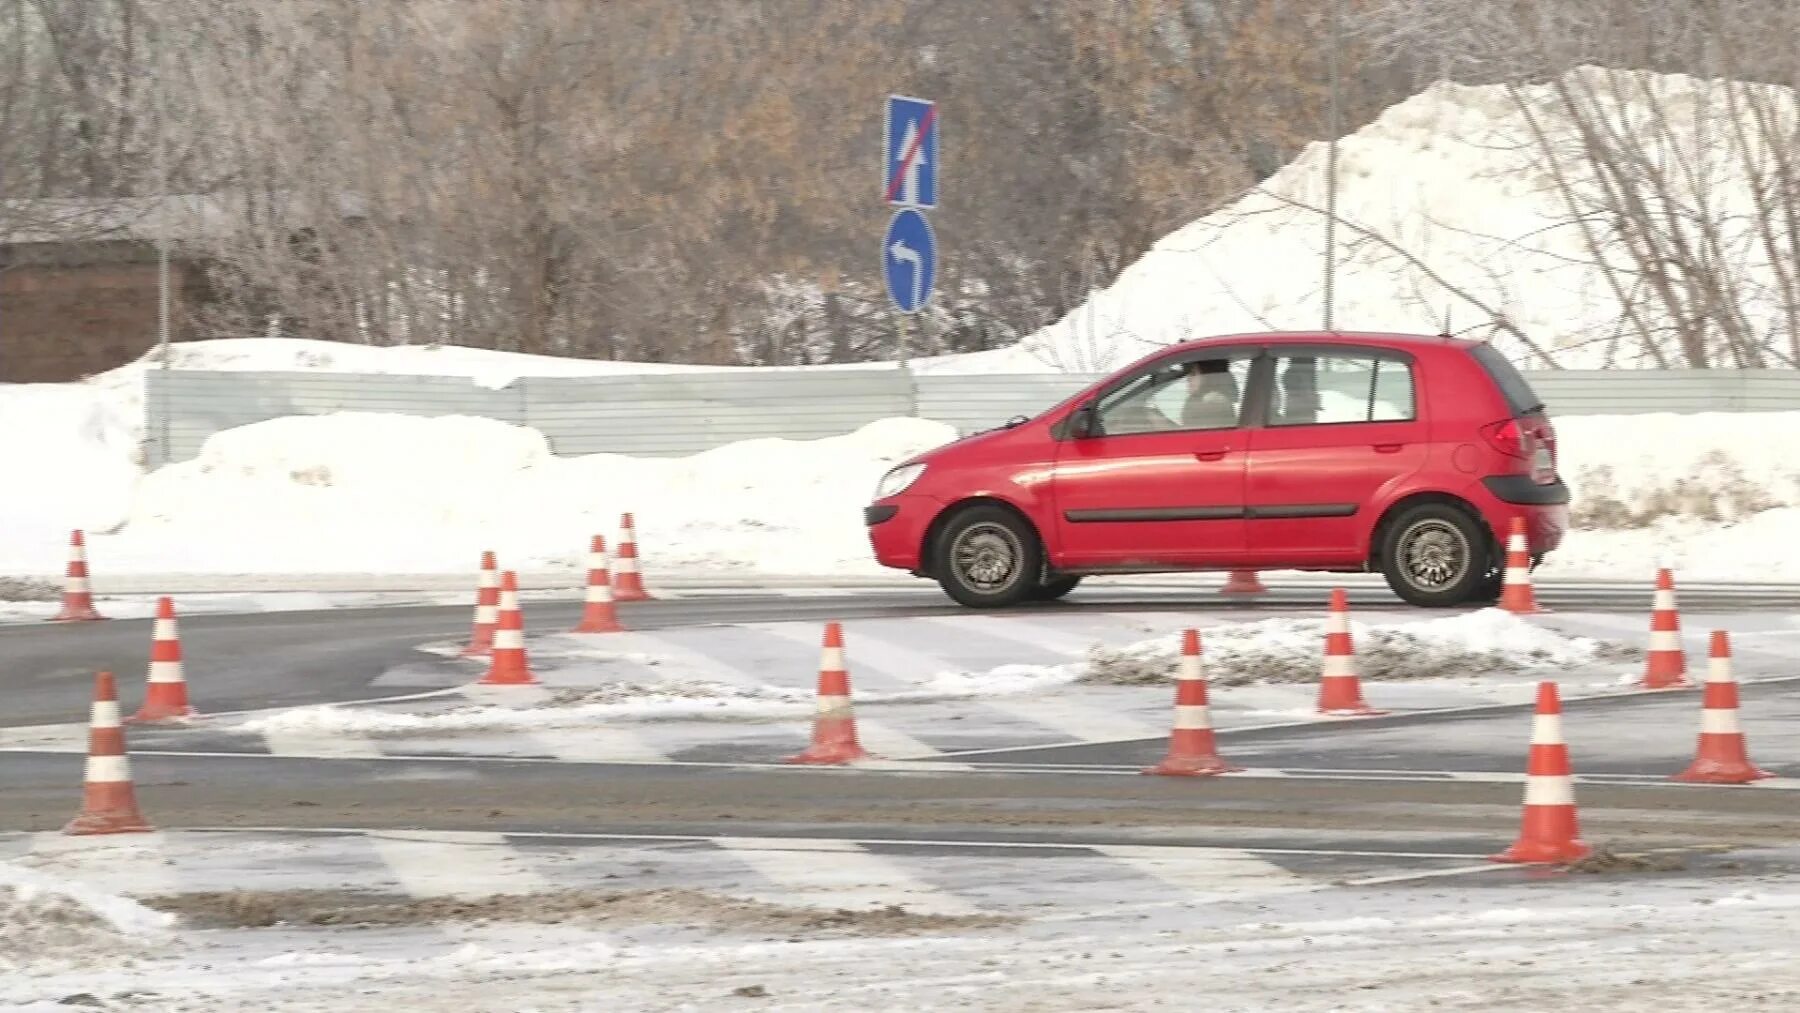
<box><xmin>1373</xmin><ymin>443</ymin><xmax>1405</xmax><ymax>454</ymax></box>
<box><xmin>1194</xmin><ymin>450</ymin><xmax>1229</xmax><ymax>462</ymax></box>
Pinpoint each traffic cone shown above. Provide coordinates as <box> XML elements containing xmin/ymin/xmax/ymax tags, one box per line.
<box><xmin>1144</xmin><ymin>629</ymin><xmax>1241</xmax><ymax>777</ymax></box>
<box><xmin>50</xmin><ymin>529</ymin><xmax>106</xmax><ymax>622</ymax></box>
<box><xmin>1672</xmin><ymin>631</ymin><xmax>1772</xmax><ymax>784</ymax></box>
<box><xmin>64</xmin><ymin>671</ymin><xmax>153</xmax><ymax>836</ymax></box>
<box><xmin>1639</xmin><ymin>568</ymin><xmax>1692</xmax><ymax>690</ymax></box>
<box><xmin>1317</xmin><ymin>589</ymin><xmax>1387</xmax><ymax>716</ymax></box>
<box><xmin>478</xmin><ymin>570</ymin><xmax>539</xmax><ymax>686</ymax></box>
<box><xmin>1498</xmin><ymin>516</ymin><xmax>1547</xmax><ymax>615</ymax></box>
<box><xmin>1219</xmin><ymin>570</ymin><xmax>1268</xmax><ymax>595</ymax></box>
<box><xmin>128</xmin><ymin>597</ymin><xmax>198</xmax><ymax>723</ymax></box>
<box><xmin>573</xmin><ymin>536</ymin><xmax>626</xmax><ymax>634</ymax></box>
<box><xmin>461</xmin><ymin>551</ymin><xmax>500</xmax><ymax>658</ymax></box>
<box><xmin>1490</xmin><ymin>681</ymin><xmax>1590</xmax><ymax>864</ymax></box>
<box><xmin>787</xmin><ymin>622</ymin><xmax>869</xmax><ymax>765</ymax></box>
<box><xmin>611</xmin><ymin>513</ymin><xmax>654</xmax><ymax>602</ymax></box>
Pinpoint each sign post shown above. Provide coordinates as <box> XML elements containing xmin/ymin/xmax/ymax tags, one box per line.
<box><xmin>882</xmin><ymin>95</ymin><xmax>939</xmax><ymax>359</ymax></box>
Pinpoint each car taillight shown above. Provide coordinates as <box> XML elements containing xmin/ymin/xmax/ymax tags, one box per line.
<box><xmin>1482</xmin><ymin>419</ymin><xmax>1528</xmax><ymax>459</ymax></box>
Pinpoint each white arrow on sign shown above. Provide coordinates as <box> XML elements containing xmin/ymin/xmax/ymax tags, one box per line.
<box><xmin>889</xmin><ymin>239</ymin><xmax>923</xmax><ymax>310</ymax></box>
<box><xmin>897</xmin><ymin>119</ymin><xmax>928</xmax><ymax>205</ymax></box>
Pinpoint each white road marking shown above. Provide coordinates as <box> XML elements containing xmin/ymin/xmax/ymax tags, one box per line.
<box><xmin>26</xmin><ymin>832</ymin><xmax>181</xmax><ymax>895</ymax></box>
<box><xmin>365</xmin><ymin>829</ymin><xmax>550</xmax><ymax>897</ymax></box>
<box><xmin>848</xmin><ymin>719</ymin><xmax>944</xmax><ymax>760</ymax></box>
<box><xmin>260</xmin><ymin>731</ymin><xmax>386</xmax><ymax>759</ymax></box>
<box><xmin>712</xmin><ymin>836</ymin><xmax>982</xmax><ymax>916</ymax></box>
<box><xmin>523</xmin><ymin>727</ymin><xmax>669</xmax><ymax>763</ymax></box>
<box><xmin>987</xmin><ymin>697</ymin><xmax>1165</xmax><ymax>743</ymax></box>
<box><xmin>1089</xmin><ymin>843</ymin><xmax>1310</xmax><ymax>899</ymax></box>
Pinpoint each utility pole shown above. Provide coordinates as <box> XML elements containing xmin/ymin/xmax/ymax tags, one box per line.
<box><xmin>1323</xmin><ymin>0</ymin><xmax>1341</xmax><ymax>332</ymax></box>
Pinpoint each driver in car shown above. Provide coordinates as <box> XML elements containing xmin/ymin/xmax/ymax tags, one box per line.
<box><xmin>1180</xmin><ymin>359</ymin><xmax>1238</xmax><ymax>430</ymax></box>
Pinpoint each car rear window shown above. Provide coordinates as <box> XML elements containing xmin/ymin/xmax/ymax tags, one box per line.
<box><xmin>1468</xmin><ymin>343</ymin><xmax>1544</xmax><ymax>415</ymax></box>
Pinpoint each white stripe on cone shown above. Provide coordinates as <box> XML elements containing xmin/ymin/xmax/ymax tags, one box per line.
<box><xmin>1505</xmin><ymin>566</ymin><xmax>1530</xmax><ymax>583</ymax></box>
<box><xmin>820</xmin><ymin>648</ymin><xmax>846</xmax><ymax>671</ymax></box>
<box><xmin>90</xmin><ymin>701</ymin><xmax>121</xmax><ymax>727</ymax></box>
<box><xmin>499</xmin><ymin>588</ymin><xmax>520</xmax><ymax>611</ymax></box>
<box><xmin>585</xmin><ymin>585</ymin><xmax>614</xmax><ymax>603</ymax></box>
<box><xmin>1321</xmin><ymin>654</ymin><xmax>1355</xmax><ymax>678</ymax></box>
<box><xmin>1648</xmin><ymin>631</ymin><xmax>1682</xmax><ymax>651</ymax></box>
<box><xmin>474</xmin><ymin>605</ymin><xmax>498</xmax><ymax>623</ymax></box>
<box><xmin>146</xmin><ymin>661</ymin><xmax>183</xmax><ymax>684</ymax></box>
<box><xmin>1707</xmin><ymin>658</ymin><xmax>1732</xmax><ymax>682</ymax></box>
<box><xmin>152</xmin><ymin>619</ymin><xmax>177</xmax><ymax>640</ymax></box>
<box><xmin>617</xmin><ymin>556</ymin><xmax>641</xmax><ymax>573</ymax></box>
<box><xmin>587</xmin><ymin>553</ymin><xmax>608</xmax><ymax>570</ymax></box>
<box><xmin>1508</xmin><ymin>534</ymin><xmax>1528</xmax><ymax>552</ymax></box>
<box><xmin>1178</xmin><ymin>655</ymin><xmax>1202</xmax><ymax>680</ymax></box>
<box><xmin>1529</xmin><ymin>713</ymin><xmax>1564</xmax><ymax>745</ymax></box>
<box><xmin>1326</xmin><ymin>612</ymin><xmax>1349</xmax><ymax>634</ymax></box>
<box><xmin>493</xmin><ymin>629</ymin><xmax>524</xmax><ymax>650</ymax></box>
<box><xmin>1653</xmin><ymin>590</ymin><xmax>1676</xmax><ymax>610</ymax></box>
<box><xmin>85</xmin><ymin>754</ymin><xmax>131</xmax><ymax>783</ymax></box>
<box><xmin>815</xmin><ymin>695</ymin><xmax>852</xmax><ymax>716</ymax></box>
<box><xmin>1522</xmin><ymin>774</ymin><xmax>1575</xmax><ymax>806</ymax></box>
<box><xmin>1700</xmin><ymin>709</ymin><xmax>1742</xmax><ymax>734</ymax></box>
<box><xmin>1172</xmin><ymin>705</ymin><xmax>1213</xmax><ymax>729</ymax></box>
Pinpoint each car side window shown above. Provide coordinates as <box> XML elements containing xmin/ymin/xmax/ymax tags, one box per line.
<box><xmin>1270</xmin><ymin>353</ymin><xmax>1416</xmax><ymax>427</ymax></box>
<box><xmin>1094</xmin><ymin>355</ymin><xmax>1254</xmax><ymax>436</ymax></box>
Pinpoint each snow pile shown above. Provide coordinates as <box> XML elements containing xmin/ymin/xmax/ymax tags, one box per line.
<box><xmin>0</xmin><ymin>860</ymin><xmax>173</xmax><ymax>972</ymax></box>
<box><xmin>1552</xmin><ymin>412</ymin><xmax>1800</xmax><ymax>527</ymax></box>
<box><xmin>1082</xmin><ymin>609</ymin><xmax>1633</xmax><ymax>686</ymax></box>
<box><xmin>69</xmin><ymin>413</ymin><xmax>957</xmax><ymax>576</ymax></box>
<box><xmin>916</xmin><ymin>67</ymin><xmax>1797</xmax><ymax>374</ymax></box>
<box><xmin>0</xmin><ymin>383</ymin><xmax>142</xmax><ymax>549</ymax></box>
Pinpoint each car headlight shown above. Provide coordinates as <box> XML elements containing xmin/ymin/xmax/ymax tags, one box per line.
<box><xmin>875</xmin><ymin>463</ymin><xmax>926</xmax><ymax>500</ymax></box>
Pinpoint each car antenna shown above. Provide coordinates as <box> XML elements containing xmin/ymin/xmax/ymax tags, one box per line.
<box><xmin>1439</xmin><ymin>304</ymin><xmax>1453</xmax><ymax>338</ymax></box>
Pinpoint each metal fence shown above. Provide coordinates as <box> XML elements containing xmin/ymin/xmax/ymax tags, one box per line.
<box><xmin>144</xmin><ymin>366</ymin><xmax>1800</xmax><ymax>464</ymax></box>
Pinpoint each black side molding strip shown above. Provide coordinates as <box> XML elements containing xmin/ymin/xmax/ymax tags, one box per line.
<box><xmin>1064</xmin><ymin>506</ymin><xmax>1243</xmax><ymax>523</ymax></box>
<box><xmin>1245</xmin><ymin>503</ymin><xmax>1360</xmax><ymax>519</ymax></box>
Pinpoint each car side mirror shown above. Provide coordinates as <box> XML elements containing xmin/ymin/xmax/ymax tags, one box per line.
<box><xmin>1068</xmin><ymin>403</ymin><xmax>1098</xmax><ymax>439</ymax></box>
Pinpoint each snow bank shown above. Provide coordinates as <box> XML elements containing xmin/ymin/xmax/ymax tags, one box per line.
<box><xmin>0</xmin><ymin>860</ymin><xmax>173</xmax><ymax>972</ymax></box>
<box><xmin>19</xmin><ymin>413</ymin><xmax>955</xmax><ymax>576</ymax></box>
<box><xmin>1083</xmin><ymin>609</ymin><xmax>1630</xmax><ymax>687</ymax></box>
<box><xmin>916</xmin><ymin>67</ymin><xmax>1800</xmax><ymax>374</ymax></box>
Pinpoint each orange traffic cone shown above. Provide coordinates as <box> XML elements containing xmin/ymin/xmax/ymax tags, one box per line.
<box><xmin>1490</xmin><ymin>681</ymin><xmax>1590</xmax><ymax>864</ymax></box>
<box><xmin>1318</xmin><ymin>589</ymin><xmax>1387</xmax><ymax>716</ymax></box>
<box><xmin>461</xmin><ymin>551</ymin><xmax>501</xmax><ymax>658</ymax></box>
<box><xmin>478</xmin><ymin>570</ymin><xmax>539</xmax><ymax>686</ymax></box>
<box><xmin>1672</xmin><ymin>631</ymin><xmax>1772</xmax><ymax>784</ymax></box>
<box><xmin>787</xmin><ymin>622</ymin><xmax>869</xmax><ymax>765</ymax></box>
<box><xmin>128</xmin><ymin>597</ymin><xmax>198</xmax><ymax>723</ymax></box>
<box><xmin>573</xmin><ymin>536</ymin><xmax>626</xmax><ymax>634</ymax></box>
<box><xmin>1639</xmin><ymin>568</ymin><xmax>1691</xmax><ymax>690</ymax></box>
<box><xmin>1144</xmin><ymin>629</ymin><xmax>1241</xmax><ymax>776</ymax></box>
<box><xmin>50</xmin><ymin>529</ymin><xmax>106</xmax><ymax>622</ymax></box>
<box><xmin>612</xmin><ymin>513</ymin><xmax>654</xmax><ymax>602</ymax></box>
<box><xmin>1219</xmin><ymin>570</ymin><xmax>1268</xmax><ymax>595</ymax></box>
<box><xmin>64</xmin><ymin>671</ymin><xmax>153</xmax><ymax>836</ymax></box>
<box><xmin>1498</xmin><ymin>516</ymin><xmax>1547</xmax><ymax>615</ymax></box>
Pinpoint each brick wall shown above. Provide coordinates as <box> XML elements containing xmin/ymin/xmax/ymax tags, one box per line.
<box><xmin>0</xmin><ymin>261</ymin><xmax>195</xmax><ymax>382</ymax></box>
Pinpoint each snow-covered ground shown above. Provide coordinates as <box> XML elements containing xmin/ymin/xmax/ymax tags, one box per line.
<box><xmin>5</xmin><ymin>829</ymin><xmax>1800</xmax><ymax>1012</ymax></box>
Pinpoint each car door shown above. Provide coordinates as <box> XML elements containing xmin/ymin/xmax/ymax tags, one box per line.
<box><xmin>1050</xmin><ymin>349</ymin><xmax>1261</xmax><ymax>569</ymax></box>
<box><xmin>1244</xmin><ymin>348</ymin><xmax>1429</xmax><ymax>563</ymax></box>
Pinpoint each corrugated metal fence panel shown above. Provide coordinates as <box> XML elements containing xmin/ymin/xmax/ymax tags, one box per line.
<box><xmin>1521</xmin><ymin>370</ymin><xmax>1800</xmax><ymax>415</ymax></box>
<box><xmin>913</xmin><ymin>374</ymin><xmax>1103</xmax><ymax>434</ymax></box>
<box><xmin>522</xmin><ymin>369</ymin><xmax>914</xmax><ymax>456</ymax></box>
<box><xmin>145</xmin><ymin>369</ymin><xmax>524</xmax><ymax>464</ymax></box>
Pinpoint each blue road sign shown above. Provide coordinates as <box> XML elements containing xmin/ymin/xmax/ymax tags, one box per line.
<box><xmin>884</xmin><ymin>95</ymin><xmax>938</xmax><ymax>208</ymax></box>
<box><xmin>883</xmin><ymin>208</ymin><xmax>936</xmax><ymax>314</ymax></box>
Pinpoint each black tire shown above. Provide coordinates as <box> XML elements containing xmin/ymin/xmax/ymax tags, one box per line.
<box><xmin>1377</xmin><ymin>503</ymin><xmax>1492</xmax><ymax>607</ymax></box>
<box><xmin>1471</xmin><ymin>567</ymin><xmax>1504</xmax><ymax>603</ymax></box>
<box><xmin>1029</xmin><ymin>575</ymin><xmax>1083</xmax><ymax>601</ymax></box>
<box><xmin>932</xmin><ymin>505</ymin><xmax>1044</xmax><ymax>608</ymax></box>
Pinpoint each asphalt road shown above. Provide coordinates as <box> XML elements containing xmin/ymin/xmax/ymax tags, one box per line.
<box><xmin>4</xmin><ymin>581</ymin><xmax>1799</xmax><ymax>856</ymax></box>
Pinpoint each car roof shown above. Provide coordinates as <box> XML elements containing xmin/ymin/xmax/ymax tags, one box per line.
<box><xmin>1166</xmin><ymin>330</ymin><xmax>1476</xmax><ymax>354</ymax></box>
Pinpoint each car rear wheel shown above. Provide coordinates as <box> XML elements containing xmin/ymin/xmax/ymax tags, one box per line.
<box><xmin>933</xmin><ymin>505</ymin><xmax>1044</xmax><ymax>608</ymax></box>
<box><xmin>1378</xmin><ymin>503</ymin><xmax>1491</xmax><ymax>608</ymax></box>
<box><xmin>1029</xmin><ymin>575</ymin><xmax>1083</xmax><ymax>601</ymax></box>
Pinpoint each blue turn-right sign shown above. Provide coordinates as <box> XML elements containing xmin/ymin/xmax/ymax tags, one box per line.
<box><xmin>883</xmin><ymin>208</ymin><xmax>936</xmax><ymax>314</ymax></box>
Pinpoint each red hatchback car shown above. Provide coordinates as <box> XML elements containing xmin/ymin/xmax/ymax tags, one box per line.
<box><xmin>866</xmin><ymin>331</ymin><xmax>1569</xmax><ymax>608</ymax></box>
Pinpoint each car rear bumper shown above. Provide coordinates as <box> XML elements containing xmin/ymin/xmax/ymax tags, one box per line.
<box><xmin>865</xmin><ymin>495</ymin><xmax>938</xmax><ymax>572</ymax></box>
<box><xmin>1465</xmin><ymin>476</ymin><xmax>1569</xmax><ymax>554</ymax></box>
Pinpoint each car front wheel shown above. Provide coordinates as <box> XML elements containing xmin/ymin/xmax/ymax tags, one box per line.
<box><xmin>932</xmin><ymin>505</ymin><xmax>1044</xmax><ymax>608</ymax></box>
<box><xmin>1029</xmin><ymin>575</ymin><xmax>1082</xmax><ymax>601</ymax></box>
<box><xmin>1378</xmin><ymin>503</ymin><xmax>1491</xmax><ymax>607</ymax></box>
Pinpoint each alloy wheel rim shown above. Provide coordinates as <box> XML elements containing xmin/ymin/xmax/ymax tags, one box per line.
<box><xmin>953</xmin><ymin>523</ymin><xmax>1021</xmax><ymax>593</ymax></box>
<box><xmin>1399</xmin><ymin>519</ymin><xmax>1469</xmax><ymax>592</ymax></box>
